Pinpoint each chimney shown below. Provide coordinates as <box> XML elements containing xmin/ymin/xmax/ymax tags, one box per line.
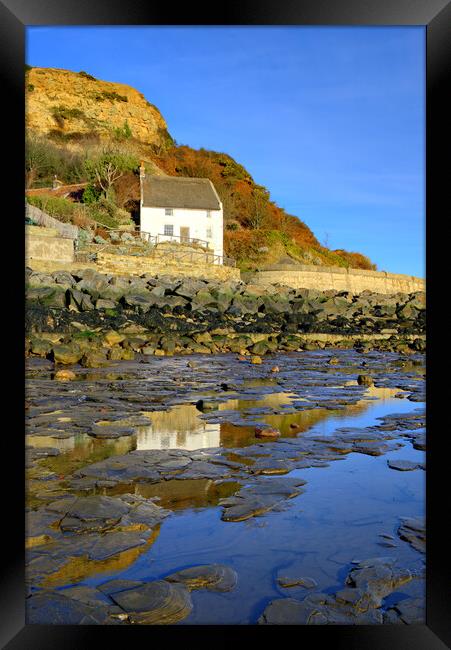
<box><xmin>139</xmin><ymin>161</ymin><xmax>145</xmax><ymax>180</ymax></box>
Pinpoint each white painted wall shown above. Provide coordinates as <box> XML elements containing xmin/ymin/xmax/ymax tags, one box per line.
<box><xmin>140</xmin><ymin>205</ymin><xmax>223</xmax><ymax>260</ymax></box>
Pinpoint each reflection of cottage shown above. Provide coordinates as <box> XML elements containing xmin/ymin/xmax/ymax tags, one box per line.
<box><xmin>139</xmin><ymin>164</ymin><xmax>223</xmax><ymax>260</ymax></box>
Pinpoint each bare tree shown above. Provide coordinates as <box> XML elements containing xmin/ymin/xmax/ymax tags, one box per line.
<box><xmin>83</xmin><ymin>148</ymin><xmax>138</xmax><ymax>196</ymax></box>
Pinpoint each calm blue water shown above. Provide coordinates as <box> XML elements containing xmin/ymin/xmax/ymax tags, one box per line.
<box><xmin>77</xmin><ymin>394</ymin><xmax>425</xmax><ymax>624</ymax></box>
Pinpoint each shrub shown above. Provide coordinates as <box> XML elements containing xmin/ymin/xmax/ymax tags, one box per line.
<box><xmin>332</xmin><ymin>249</ymin><xmax>377</xmax><ymax>271</ymax></box>
<box><xmin>82</xmin><ymin>183</ymin><xmax>102</xmax><ymax>204</ymax></box>
<box><xmin>113</xmin><ymin>120</ymin><xmax>132</xmax><ymax>141</ymax></box>
<box><xmin>51</xmin><ymin>106</ymin><xmax>86</xmax><ymax>128</ymax></box>
<box><xmin>48</xmin><ymin>130</ymin><xmax>100</xmax><ymax>144</ymax></box>
<box><xmin>78</xmin><ymin>70</ymin><xmax>96</xmax><ymax>80</ymax></box>
<box><xmin>27</xmin><ymin>84</ymin><xmax>34</xmax><ymax>92</ymax></box>
<box><xmin>26</xmin><ymin>133</ymin><xmax>86</xmax><ymax>186</ymax></box>
<box><xmin>94</xmin><ymin>91</ymin><xmax>128</xmax><ymax>103</ymax></box>
<box><xmin>71</xmin><ymin>206</ymin><xmax>94</xmax><ymax>229</ymax></box>
<box><xmin>26</xmin><ymin>195</ymin><xmax>76</xmax><ymax>222</ymax></box>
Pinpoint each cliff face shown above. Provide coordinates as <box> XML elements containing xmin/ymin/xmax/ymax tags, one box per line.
<box><xmin>25</xmin><ymin>67</ymin><xmax>376</xmax><ymax>271</ymax></box>
<box><xmin>26</xmin><ymin>67</ymin><xmax>171</xmax><ymax>147</ymax></box>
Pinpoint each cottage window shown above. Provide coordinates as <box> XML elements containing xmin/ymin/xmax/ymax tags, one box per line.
<box><xmin>206</xmin><ymin>210</ymin><xmax>211</xmax><ymax>218</ymax></box>
<box><xmin>164</xmin><ymin>224</ymin><xmax>174</xmax><ymax>236</ymax></box>
<box><xmin>165</xmin><ymin>208</ymin><xmax>173</xmax><ymax>216</ymax></box>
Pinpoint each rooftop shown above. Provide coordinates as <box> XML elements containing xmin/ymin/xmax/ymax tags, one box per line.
<box><xmin>141</xmin><ymin>175</ymin><xmax>221</xmax><ymax>210</ymax></box>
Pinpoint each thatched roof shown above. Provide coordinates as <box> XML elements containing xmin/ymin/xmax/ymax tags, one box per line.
<box><xmin>141</xmin><ymin>175</ymin><xmax>221</xmax><ymax>210</ymax></box>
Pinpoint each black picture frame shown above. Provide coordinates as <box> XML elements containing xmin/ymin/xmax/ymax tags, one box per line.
<box><xmin>1</xmin><ymin>0</ymin><xmax>449</xmax><ymax>647</ymax></box>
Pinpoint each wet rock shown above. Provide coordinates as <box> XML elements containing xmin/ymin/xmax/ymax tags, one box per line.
<box><xmin>346</xmin><ymin>558</ymin><xmax>412</xmax><ymax>606</ymax></box>
<box><xmin>58</xmin><ymin>495</ymin><xmax>130</xmax><ymax>533</ymax></box>
<box><xmin>386</xmin><ymin>597</ymin><xmax>425</xmax><ymax>624</ymax></box>
<box><xmin>52</xmin><ymin>343</ymin><xmax>82</xmax><ymax>365</ymax></box>
<box><xmin>221</xmin><ymin>478</ymin><xmax>306</xmax><ymax>522</ymax></box>
<box><xmin>251</xmin><ymin>355</ymin><xmax>262</xmax><ymax>364</ymax></box>
<box><xmin>175</xmin><ymin>460</ymin><xmax>230</xmax><ymax>480</ymax></box>
<box><xmin>54</xmin><ymin>369</ymin><xmax>76</xmax><ymax>381</ymax></box>
<box><xmin>98</xmin><ymin>579</ymin><xmax>145</xmax><ymax>596</ymax></box>
<box><xmin>57</xmin><ymin>585</ymin><xmax>113</xmax><ymax>608</ymax></box>
<box><xmin>110</xmin><ymin>580</ymin><xmax>193</xmax><ymax>625</ymax></box>
<box><xmin>104</xmin><ymin>330</ymin><xmax>126</xmax><ymax>346</ymax></box>
<box><xmin>165</xmin><ymin>564</ymin><xmax>238</xmax><ymax>592</ymax></box>
<box><xmin>277</xmin><ymin>574</ymin><xmax>317</xmax><ymax>589</ymax></box>
<box><xmin>258</xmin><ymin>597</ymin><xmax>319</xmax><ymax>624</ymax></box>
<box><xmin>30</xmin><ymin>338</ymin><xmax>53</xmax><ymax>357</ymax></box>
<box><xmin>357</xmin><ymin>375</ymin><xmax>374</xmax><ymax>386</ymax></box>
<box><xmin>89</xmin><ymin>424</ymin><xmax>136</xmax><ymax>439</ymax></box>
<box><xmin>387</xmin><ymin>459</ymin><xmax>425</xmax><ymax>471</ymax></box>
<box><xmin>26</xmin><ymin>590</ymin><xmax>119</xmax><ymax>625</ymax></box>
<box><xmin>397</xmin><ymin>517</ymin><xmax>425</xmax><ymax>553</ymax></box>
<box><xmin>87</xmin><ymin>531</ymin><xmax>151</xmax><ymax>561</ymax></box>
<box><xmin>255</xmin><ymin>426</ymin><xmax>281</xmax><ymax>438</ymax></box>
<box><xmin>81</xmin><ymin>350</ymin><xmax>109</xmax><ymax>368</ymax></box>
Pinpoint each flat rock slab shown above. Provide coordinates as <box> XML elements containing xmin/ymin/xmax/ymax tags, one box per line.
<box><xmin>98</xmin><ymin>579</ymin><xmax>145</xmax><ymax>596</ymax></box>
<box><xmin>258</xmin><ymin>593</ymin><xmax>383</xmax><ymax>625</ymax></box>
<box><xmin>277</xmin><ymin>575</ymin><xmax>317</xmax><ymax>589</ymax></box>
<box><xmin>397</xmin><ymin>517</ymin><xmax>426</xmax><ymax>553</ymax></box>
<box><xmin>110</xmin><ymin>580</ymin><xmax>193</xmax><ymax>625</ymax></box>
<box><xmin>164</xmin><ymin>564</ymin><xmax>238</xmax><ymax>592</ymax></box>
<box><xmin>387</xmin><ymin>459</ymin><xmax>425</xmax><ymax>471</ymax></box>
<box><xmin>387</xmin><ymin>597</ymin><xmax>425</xmax><ymax>624</ymax></box>
<box><xmin>346</xmin><ymin>559</ymin><xmax>412</xmax><ymax>606</ymax></box>
<box><xmin>258</xmin><ymin>597</ymin><xmax>318</xmax><ymax>624</ymax></box>
<box><xmin>58</xmin><ymin>495</ymin><xmax>130</xmax><ymax>532</ymax></box>
<box><xmin>87</xmin><ymin>530</ymin><xmax>151</xmax><ymax>561</ymax></box>
<box><xmin>26</xmin><ymin>591</ymin><xmax>121</xmax><ymax>625</ymax></box>
<box><xmin>220</xmin><ymin>477</ymin><xmax>306</xmax><ymax>522</ymax></box>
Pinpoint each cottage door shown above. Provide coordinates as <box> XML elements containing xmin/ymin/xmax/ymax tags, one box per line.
<box><xmin>180</xmin><ymin>227</ymin><xmax>190</xmax><ymax>243</ymax></box>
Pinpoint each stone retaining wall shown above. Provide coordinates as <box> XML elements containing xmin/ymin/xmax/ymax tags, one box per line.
<box><xmin>26</xmin><ymin>203</ymin><xmax>79</xmax><ymax>239</ymax></box>
<box><xmin>26</xmin><ymin>226</ymin><xmax>75</xmax><ymax>264</ymax></box>
<box><xmin>95</xmin><ymin>252</ymin><xmax>240</xmax><ymax>281</ymax></box>
<box><xmin>246</xmin><ymin>264</ymin><xmax>425</xmax><ymax>295</ymax></box>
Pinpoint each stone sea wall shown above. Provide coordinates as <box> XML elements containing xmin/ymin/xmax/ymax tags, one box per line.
<box><xmin>245</xmin><ymin>264</ymin><xmax>425</xmax><ymax>295</ymax></box>
<box><xmin>95</xmin><ymin>252</ymin><xmax>240</xmax><ymax>281</ymax></box>
<box><xmin>25</xmin><ymin>267</ymin><xmax>426</xmax><ymax>365</ymax></box>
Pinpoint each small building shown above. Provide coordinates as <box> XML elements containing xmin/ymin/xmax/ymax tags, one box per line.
<box><xmin>139</xmin><ymin>164</ymin><xmax>224</xmax><ymax>261</ymax></box>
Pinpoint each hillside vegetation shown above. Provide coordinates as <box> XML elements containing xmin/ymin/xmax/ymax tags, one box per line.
<box><xmin>25</xmin><ymin>66</ymin><xmax>376</xmax><ymax>271</ymax></box>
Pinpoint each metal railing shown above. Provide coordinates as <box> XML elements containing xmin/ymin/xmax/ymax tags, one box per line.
<box><xmin>79</xmin><ymin>224</ymin><xmax>236</xmax><ymax>267</ymax></box>
<box><xmin>141</xmin><ymin>232</ymin><xmax>211</xmax><ymax>249</ymax></box>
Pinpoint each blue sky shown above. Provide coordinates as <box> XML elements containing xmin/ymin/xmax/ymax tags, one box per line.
<box><xmin>26</xmin><ymin>26</ymin><xmax>425</xmax><ymax>277</ymax></box>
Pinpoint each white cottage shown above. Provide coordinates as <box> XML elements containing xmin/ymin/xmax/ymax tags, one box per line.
<box><xmin>139</xmin><ymin>165</ymin><xmax>224</xmax><ymax>261</ymax></box>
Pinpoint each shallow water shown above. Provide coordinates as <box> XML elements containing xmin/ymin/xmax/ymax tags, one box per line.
<box><xmin>26</xmin><ymin>350</ymin><xmax>426</xmax><ymax>624</ymax></box>
<box><xmin>78</xmin><ymin>396</ymin><xmax>424</xmax><ymax>624</ymax></box>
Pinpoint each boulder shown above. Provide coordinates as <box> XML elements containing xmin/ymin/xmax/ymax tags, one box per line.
<box><xmin>52</xmin><ymin>343</ymin><xmax>82</xmax><ymax>365</ymax></box>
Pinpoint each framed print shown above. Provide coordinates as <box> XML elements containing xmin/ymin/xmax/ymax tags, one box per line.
<box><xmin>1</xmin><ymin>0</ymin><xmax>449</xmax><ymax>647</ymax></box>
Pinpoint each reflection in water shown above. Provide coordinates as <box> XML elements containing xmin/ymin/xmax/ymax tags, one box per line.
<box><xmin>133</xmin><ymin>478</ymin><xmax>240</xmax><ymax>510</ymax></box>
<box><xmin>29</xmin><ymin>385</ymin><xmax>411</xmax><ymax>470</ymax></box>
<box><xmin>138</xmin><ymin>407</ymin><xmax>220</xmax><ymax>450</ymax></box>
<box><xmin>34</xmin><ymin>434</ymin><xmax>136</xmax><ymax>477</ymax></box>
<box><xmin>218</xmin><ymin>392</ymin><xmax>296</xmax><ymax>412</ymax></box>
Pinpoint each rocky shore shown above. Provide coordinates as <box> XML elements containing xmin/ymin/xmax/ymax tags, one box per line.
<box><xmin>26</xmin><ymin>267</ymin><xmax>426</xmax><ymax>366</ymax></box>
<box><xmin>25</xmin><ymin>348</ymin><xmax>425</xmax><ymax>625</ymax></box>
<box><xmin>25</xmin><ymin>268</ymin><xmax>426</xmax><ymax>625</ymax></box>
